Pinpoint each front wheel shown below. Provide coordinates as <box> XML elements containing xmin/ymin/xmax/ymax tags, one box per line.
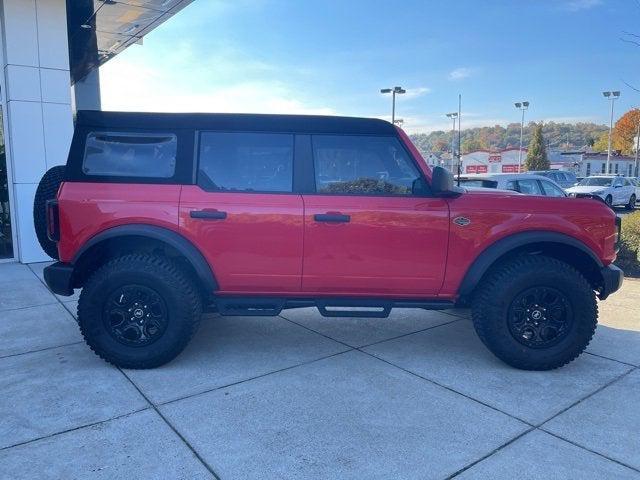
<box><xmin>78</xmin><ymin>254</ymin><xmax>203</xmax><ymax>369</ymax></box>
<box><xmin>626</xmin><ymin>194</ymin><xmax>636</xmax><ymax>210</ymax></box>
<box><xmin>472</xmin><ymin>255</ymin><xmax>597</xmax><ymax>370</ymax></box>
<box><xmin>604</xmin><ymin>195</ymin><xmax>613</xmax><ymax>207</ymax></box>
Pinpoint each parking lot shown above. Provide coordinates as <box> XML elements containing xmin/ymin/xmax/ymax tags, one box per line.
<box><xmin>1</xmin><ymin>261</ymin><xmax>639</xmax><ymax>479</ymax></box>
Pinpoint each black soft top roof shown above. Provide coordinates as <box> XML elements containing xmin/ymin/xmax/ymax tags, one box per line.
<box><xmin>76</xmin><ymin>110</ymin><xmax>396</xmax><ymax>135</ymax></box>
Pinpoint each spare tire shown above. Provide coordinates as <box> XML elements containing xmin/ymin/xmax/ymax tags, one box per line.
<box><xmin>33</xmin><ymin>165</ymin><xmax>66</xmax><ymax>259</ymax></box>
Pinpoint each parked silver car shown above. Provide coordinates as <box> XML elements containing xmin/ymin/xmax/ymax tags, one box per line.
<box><xmin>458</xmin><ymin>173</ymin><xmax>567</xmax><ymax>197</ymax></box>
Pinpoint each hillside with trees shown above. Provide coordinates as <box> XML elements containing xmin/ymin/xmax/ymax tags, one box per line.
<box><xmin>409</xmin><ymin>121</ymin><xmax>607</xmax><ymax>158</ymax></box>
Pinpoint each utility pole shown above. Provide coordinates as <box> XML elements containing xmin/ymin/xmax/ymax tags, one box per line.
<box><xmin>603</xmin><ymin>91</ymin><xmax>620</xmax><ymax>174</ymax></box>
<box><xmin>635</xmin><ymin>108</ymin><xmax>640</xmax><ymax>177</ymax></box>
<box><xmin>457</xmin><ymin>94</ymin><xmax>462</xmax><ymax>185</ymax></box>
<box><xmin>446</xmin><ymin>112</ymin><xmax>458</xmax><ymax>172</ymax></box>
<box><xmin>380</xmin><ymin>86</ymin><xmax>406</xmax><ymax>124</ymax></box>
<box><xmin>515</xmin><ymin>101</ymin><xmax>529</xmax><ymax>172</ymax></box>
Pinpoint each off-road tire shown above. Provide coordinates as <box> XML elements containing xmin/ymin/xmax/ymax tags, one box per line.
<box><xmin>78</xmin><ymin>254</ymin><xmax>203</xmax><ymax>369</ymax></box>
<box><xmin>472</xmin><ymin>255</ymin><xmax>597</xmax><ymax>370</ymax></box>
<box><xmin>626</xmin><ymin>194</ymin><xmax>636</xmax><ymax>210</ymax></box>
<box><xmin>33</xmin><ymin>165</ymin><xmax>66</xmax><ymax>259</ymax></box>
<box><xmin>604</xmin><ymin>195</ymin><xmax>613</xmax><ymax>207</ymax></box>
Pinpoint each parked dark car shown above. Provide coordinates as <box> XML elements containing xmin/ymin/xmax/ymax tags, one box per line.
<box><xmin>529</xmin><ymin>170</ymin><xmax>578</xmax><ymax>189</ymax></box>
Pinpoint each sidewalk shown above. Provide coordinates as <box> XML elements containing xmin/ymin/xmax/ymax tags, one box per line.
<box><xmin>0</xmin><ymin>261</ymin><xmax>638</xmax><ymax>479</ymax></box>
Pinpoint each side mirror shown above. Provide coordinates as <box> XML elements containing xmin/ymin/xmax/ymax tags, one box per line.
<box><xmin>411</xmin><ymin>177</ymin><xmax>430</xmax><ymax>195</ymax></box>
<box><xmin>431</xmin><ymin>166</ymin><xmax>460</xmax><ymax>196</ymax></box>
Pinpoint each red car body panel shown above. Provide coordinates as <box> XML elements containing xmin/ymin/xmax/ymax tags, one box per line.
<box><xmin>179</xmin><ymin>186</ymin><xmax>304</xmax><ymax>294</ymax></box>
<box><xmin>57</xmin><ymin>183</ymin><xmax>182</xmax><ymax>263</ymax></box>
<box><xmin>54</xmin><ymin>127</ymin><xmax>619</xmax><ymax>302</ymax></box>
<box><xmin>301</xmin><ymin>195</ymin><xmax>449</xmax><ymax>297</ymax></box>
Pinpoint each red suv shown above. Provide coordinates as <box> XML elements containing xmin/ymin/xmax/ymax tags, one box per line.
<box><xmin>37</xmin><ymin>111</ymin><xmax>623</xmax><ymax>370</ymax></box>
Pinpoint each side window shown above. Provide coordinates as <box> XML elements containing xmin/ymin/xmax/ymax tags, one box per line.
<box><xmin>505</xmin><ymin>180</ymin><xmax>518</xmax><ymax>191</ymax></box>
<box><xmin>541</xmin><ymin>180</ymin><xmax>566</xmax><ymax>197</ymax></box>
<box><xmin>613</xmin><ymin>178</ymin><xmax>623</xmax><ymax>187</ymax></box>
<box><xmin>516</xmin><ymin>179</ymin><xmax>543</xmax><ymax>195</ymax></box>
<box><xmin>198</xmin><ymin>132</ymin><xmax>294</xmax><ymax>192</ymax></box>
<box><xmin>312</xmin><ymin>135</ymin><xmax>421</xmax><ymax>195</ymax></box>
<box><xmin>83</xmin><ymin>132</ymin><xmax>177</xmax><ymax>178</ymax></box>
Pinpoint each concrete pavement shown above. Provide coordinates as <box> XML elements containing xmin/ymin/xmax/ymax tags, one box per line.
<box><xmin>1</xmin><ymin>261</ymin><xmax>639</xmax><ymax>479</ymax></box>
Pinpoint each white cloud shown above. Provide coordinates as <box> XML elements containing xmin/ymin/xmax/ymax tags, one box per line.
<box><xmin>563</xmin><ymin>0</ymin><xmax>602</xmax><ymax>11</ymax></box>
<box><xmin>398</xmin><ymin>87</ymin><xmax>431</xmax><ymax>100</ymax></box>
<box><xmin>448</xmin><ymin>67</ymin><xmax>473</xmax><ymax>81</ymax></box>
<box><xmin>99</xmin><ymin>53</ymin><xmax>337</xmax><ymax>116</ymax></box>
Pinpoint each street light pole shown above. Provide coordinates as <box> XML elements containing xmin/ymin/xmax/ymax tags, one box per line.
<box><xmin>603</xmin><ymin>91</ymin><xmax>620</xmax><ymax>174</ymax></box>
<box><xmin>446</xmin><ymin>112</ymin><xmax>458</xmax><ymax>172</ymax></box>
<box><xmin>634</xmin><ymin>107</ymin><xmax>639</xmax><ymax>177</ymax></box>
<box><xmin>515</xmin><ymin>101</ymin><xmax>529</xmax><ymax>172</ymax></box>
<box><xmin>380</xmin><ymin>86</ymin><xmax>406</xmax><ymax>124</ymax></box>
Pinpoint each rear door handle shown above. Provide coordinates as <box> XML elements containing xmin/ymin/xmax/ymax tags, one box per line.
<box><xmin>190</xmin><ymin>210</ymin><xmax>227</xmax><ymax>220</ymax></box>
<box><xmin>314</xmin><ymin>213</ymin><xmax>350</xmax><ymax>223</ymax></box>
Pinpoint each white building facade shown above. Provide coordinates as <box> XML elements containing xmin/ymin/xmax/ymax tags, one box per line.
<box><xmin>0</xmin><ymin>0</ymin><xmax>192</xmax><ymax>264</ymax></box>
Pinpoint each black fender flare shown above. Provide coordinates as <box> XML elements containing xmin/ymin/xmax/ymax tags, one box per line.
<box><xmin>73</xmin><ymin>224</ymin><xmax>218</xmax><ymax>292</ymax></box>
<box><xmin>457</xmin><ymin>231</ymin><xmax>603</xmax><ymax>298</ymax></box>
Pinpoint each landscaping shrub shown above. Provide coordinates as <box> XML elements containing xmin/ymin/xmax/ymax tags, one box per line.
<box><xmin>618</xmin><ymin>211</ymin><xmax>640</xmax><ymax>277</ymax></box>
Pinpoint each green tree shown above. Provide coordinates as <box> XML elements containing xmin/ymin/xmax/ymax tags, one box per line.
<box><xmin>592</xmin><ymin>131</ymin><xmax>609</xmax><ymax>152</ymax></box>
<box><xmin>525</xmin><ymin>123</ymin><xmax>550</xmax><ymax>170</ymax></box>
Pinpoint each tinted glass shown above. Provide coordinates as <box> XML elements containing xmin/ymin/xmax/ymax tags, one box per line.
<box><xmin>198</xmin><ymin>132</ymin><xmax>293</xmax><ymax>192</ymax></box>
<box><xmin>517</xmin><ymin>179</ymin><xmax>543</xmax><ymax>195</ymax></box>
<box><xmin>83</xmin><ymin>132</ymin><xmax>177</xmax><ymax>178</ymax></box>
<box><xmin>541</xmin><ymin>180</ymin><xmax>566</xmax><ymax>197</ymax></box>
<box><xmin>460</xmin><ymin>179</ymin><xmax>498</xmax><ymax>188</ymax></box>
<box><xmin>505</xmin><ymin>180</ymin><xmax>518</xmax><ymax>191</ymax></box>
<box><xmin>312</xmin><ymin>135</ymin><xmax>420</xmax><ymax>195</ymax></box>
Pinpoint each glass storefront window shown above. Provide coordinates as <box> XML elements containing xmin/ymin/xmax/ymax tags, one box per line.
<box><xmin>0</xmin><ymin>109</ymin><xmax>13</xmax><ymax>259</ymax></box>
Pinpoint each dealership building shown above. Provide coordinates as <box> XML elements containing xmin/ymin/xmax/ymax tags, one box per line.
<box><xmin>0</xmin><ymin>0</ymin><xmax>193</xmax><ymax>264</ymax></box>
<box><xmin>460</xmin><ymin>148</ymin><xmax>527</xmax><ymax>175</ymax></box>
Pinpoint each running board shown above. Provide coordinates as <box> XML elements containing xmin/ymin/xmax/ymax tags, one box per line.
<box><xmin>214</xmin><ymin>297</ymin><xmax>454</xmax><ymax>317</ymax></box>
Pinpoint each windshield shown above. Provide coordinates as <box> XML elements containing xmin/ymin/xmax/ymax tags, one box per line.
<box><xmin>578</xmin><ymin>177</ymin><xmax>613</xmax><ymax>187</ymax></box>
<box><xmin>459</xmin><ymin>179</ymin><xmax>498</xmax><ymax>188</ymax></box>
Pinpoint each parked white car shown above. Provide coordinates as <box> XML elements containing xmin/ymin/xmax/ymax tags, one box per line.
<box><xmin>458</xmin><ymin>173</ymin><xmax>567</xmax><ymax>197</ymax></box>
<box><xmin>566</xmin><ymin>176</ymin><xmax>636</xmax><ymax>209</ymax></box>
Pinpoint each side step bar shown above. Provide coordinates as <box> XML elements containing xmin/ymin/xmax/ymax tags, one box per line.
<box><xmin>215</xmin><ymin>297</ymin><xmax>454</xmax><ymax>318</ymax></box>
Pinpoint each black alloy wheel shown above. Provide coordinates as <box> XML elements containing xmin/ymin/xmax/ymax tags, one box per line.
<box><xmin>103</xmin><ymin>285</ymin><xmax>168</xmax><ymax>347</ymax></box>
<box><xmin>507</xmin><ymin>286</ymin><xmax>573</xmax><ymax>349</ymax></box>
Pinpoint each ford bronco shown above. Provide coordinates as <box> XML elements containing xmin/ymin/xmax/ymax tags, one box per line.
<box><xmin>37</xmin><ymin>111</ymin><xmax>623</xmax><ymax>370</ymax></box>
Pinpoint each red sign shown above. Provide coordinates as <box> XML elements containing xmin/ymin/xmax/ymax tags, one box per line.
<box><xmin>467</xmin><ymin>165</ymin><xmax>488</xmax><ymax>174</ymax></box>
<box><xmin>502</xmin><ymin>164</ymin><xmax>519</xmax><ymax>173</ymax></box>
<box><xmin>488</xmin><ymin>155</ymin><xmax>502</xmax><ymax>163</ymax></box>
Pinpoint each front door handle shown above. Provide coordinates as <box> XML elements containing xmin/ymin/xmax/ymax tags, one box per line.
<box><xmin>314</xmin><ymin>213</ymin><xmax>350</xmax><ymax>223</ymax></box>
<box><xmin>190</xmin><ymin>210</ymin><xmax>227</xmax><ymax>220</ymax></box>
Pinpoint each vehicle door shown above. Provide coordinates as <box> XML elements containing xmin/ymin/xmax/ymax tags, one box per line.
<box><xmin>180</xmin><ymin>131</ymin><xmax>304</xmax><ymax>294</ymax></box>
<box><xmin>612</xmin><ymin>177</ymin><xmax>625</xmax><ymax>204</ymax></box>
<box><xmin>515</xmin><ymin>179</ymin><xmax>544</xmax><ymax>195</ymax></box>
<box><xmin>539</xmin><ymin>180</ymin><xmax>567</xmax><ymax>197</ymax></box>
<box><xmin>301</xmin><ymin>134</ymin><xmax>450</xmax><ymax>296</ymax></box>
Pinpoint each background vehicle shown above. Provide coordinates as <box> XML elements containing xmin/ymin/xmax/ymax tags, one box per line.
<box><xmin>529</xmin><ymin>170</ymin><xmax>578</xmax><ymax>189</ymax></box>
<box><xmin>37</xmin><ymin>111</ymin><xmax>622</xmax><ymax>372</ymax></box>
<box><xmin>458</xmin><ymin>173</ymin><xmax>567</xmax><ymax>197</ymax></box>
<box><xmin>566</xmin><ymin>176</ymin><xmax>636</xmax><ymax>209</ymax></box>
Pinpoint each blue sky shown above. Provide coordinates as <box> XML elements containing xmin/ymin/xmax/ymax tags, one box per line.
<box><xmin>100</xmin><ymin>0</ymin><xmax>640</xmax><ymax>133</ymax></box>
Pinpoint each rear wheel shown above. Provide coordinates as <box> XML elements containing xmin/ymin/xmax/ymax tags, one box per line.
<box><xmin>33</xmin><ymin>166</ymin><xmax>66</xmax><ymax>259</ymax></box>
<box><xmin>626</xmin><ymin>194</ymin><xmax>636</xmax><ymax>210</ymax></box>
<box><xmin>78</xmin><ymin>254</ymin><xmax>202</xmax><ymax>369</ymax></box>
<box><xmin>472</xmin><ymin>255</ymin><xmax>597</xmax><ymax>370</ymax></box>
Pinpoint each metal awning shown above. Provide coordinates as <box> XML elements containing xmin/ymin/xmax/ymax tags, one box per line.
<box><xmin>67</xmin><ymin>0</ymin><xmax>194</xmax><ymax>83</ymax></box>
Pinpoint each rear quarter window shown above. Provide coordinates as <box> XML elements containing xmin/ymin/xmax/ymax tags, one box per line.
<box><xmin>83</xmin><ymin>132</ymin><xmax>177</xmax><ymax>178</ymax></box>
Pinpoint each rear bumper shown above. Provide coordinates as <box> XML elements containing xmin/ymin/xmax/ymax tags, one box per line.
<box><xmin>599</xmin><ymin>263</ymin><xmax>623</xmax><ymax>300</ymax></box>
<box><xmin>43</xmin><ymin>262</ymin><xmax>74</xmax><ymax>296</ymax></box>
